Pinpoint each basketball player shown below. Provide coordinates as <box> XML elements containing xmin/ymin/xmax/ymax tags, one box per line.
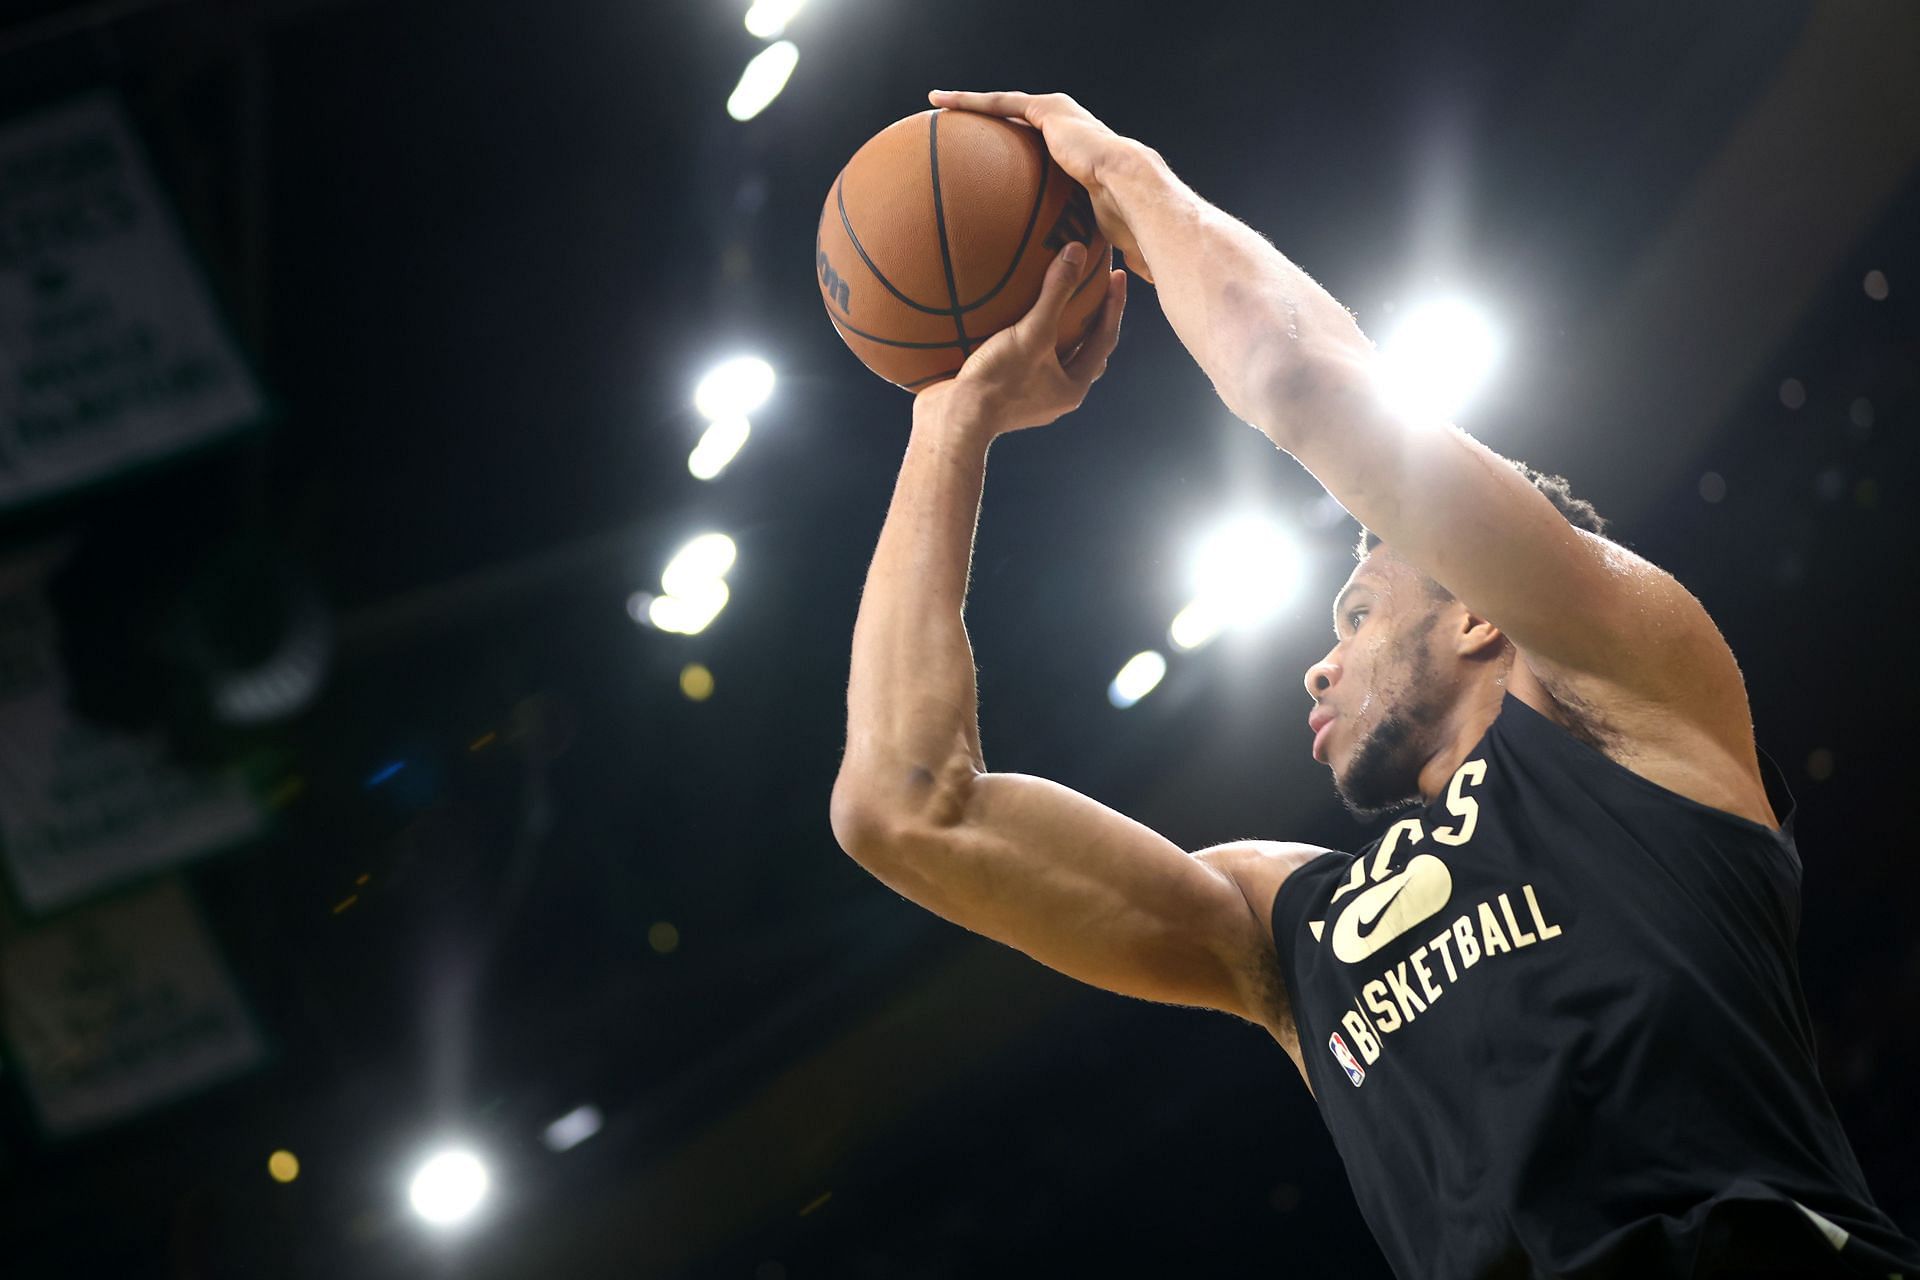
<box><xmin>828</xmin><ymin>90</ymin><xmax>1920</xmax><ymax>1278</ymax></box>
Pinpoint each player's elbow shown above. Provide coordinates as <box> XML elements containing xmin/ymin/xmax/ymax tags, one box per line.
<box><xmin>829</xmin><ymin>773</ymin><xmax>895</xmax><ymax>863</ymax></box>
<box><xmin>829</xmin><ymin>759</ymin><xmax>973</xmax><ymax>866</ymax></box>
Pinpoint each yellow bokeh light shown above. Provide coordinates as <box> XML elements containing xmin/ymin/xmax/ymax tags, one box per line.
<box><xmin>680</xmin><ymin>663</ymin><xmax>715</xmax><ymax>702</ymax></box>
<box><xmin>268</xmin><ymin>1150</ymin><xmax>300</xmax><ymax>1183</ymax></box>
<box><xmin>648</xmin><ymin>921</ymin><xmax>680</xmax><ymax>954</ymax></box>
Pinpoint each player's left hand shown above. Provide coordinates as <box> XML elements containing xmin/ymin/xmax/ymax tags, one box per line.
<box><xmin>923</xmin><ymin>242</ymin><xmax>1127</xmax><ymax>435</ymax></box>
<box><xmin>928</xmin><ymin>90</ymin><xmax>1156</xmax><ymax>285</ymax></box>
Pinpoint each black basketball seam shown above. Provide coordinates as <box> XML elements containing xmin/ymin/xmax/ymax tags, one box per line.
<box><xmin>834</xmin><ymin>121</ymin><xmax>1059</xmax><ymax>334</ymax></box>
<box><xmin>829</xmin><ymin>313</ymin><xmax>968</xmax><ymax>350</ymax></box>
<box><xmin>957</xmin><ymin>127</ymin><xmax>1050</xmax><ymax>313</ymax></box>
<box><xmin>1067</xmin><ymin>248</ymin><xmax>1107</xmax><ymax>304</ymax></box>
<box><xmin>830</xmin><ymin>253</ymin><xmax>1102</xmax><ymax>354</ymax></box>
<box><xmin>903</xmin><ymin>367</ymin><xmax>961</xmax><ymax>389</ymax></box>
<box><xmin>837</xmin><ymin>175</ymin><xmax>950</xmax><ymax>317</ymax></box>
<box><xmin>927</xmin><ymin>111</ymin><xmax>973</xmax><ymax>354</ymax></box>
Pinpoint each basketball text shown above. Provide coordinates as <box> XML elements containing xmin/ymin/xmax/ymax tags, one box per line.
<box><xmin>1309</xmin><ymin>755</ymin><xmax>1569</xmax><ymax>1072</ymax></box>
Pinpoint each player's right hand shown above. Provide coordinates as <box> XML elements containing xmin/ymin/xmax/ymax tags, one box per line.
<box><xmin>923</xmin><ymin>243</ymin><xmax>1126</xmax><ymax>435</ymax></box>
<box><xmin>927</xmin><ymin>90</ymin><xmax>1156</xmax><ymax>285</ymax></box>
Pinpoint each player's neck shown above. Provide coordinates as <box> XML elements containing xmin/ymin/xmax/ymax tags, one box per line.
<box><xmin>1413</xmin><ymin>674</ymin><xmax>1514</xmax><ymax>803</ymax></box>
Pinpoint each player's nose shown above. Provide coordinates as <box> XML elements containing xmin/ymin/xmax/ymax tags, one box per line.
<box><xmin>1304</xmin><ymin>650</ymin><xmax>1340</xmax><ymax>701</ymax></box>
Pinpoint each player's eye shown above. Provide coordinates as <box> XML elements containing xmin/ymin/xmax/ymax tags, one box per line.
<box><xmin>1346</xmin><ymin>608</ymin><xmax>1368</xmax><ymax>634</ymax></box>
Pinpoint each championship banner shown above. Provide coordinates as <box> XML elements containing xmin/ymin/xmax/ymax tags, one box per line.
<box><xmin>0</xmin><ymin>546</ymin><xmax>267</xmax><ymax>912</ymax></box>
<box><xmin>0</xmin><ymin>877</ymin><xmax>264</xmax><ymax>1136</ymax></box>
<box><xmin>0</xmin><ymin>94</ymin><xmax>263</xmax><ymax>513</ymax></box>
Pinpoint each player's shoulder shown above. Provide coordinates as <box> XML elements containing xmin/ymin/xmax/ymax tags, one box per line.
<box><xmin>1194</xmin><ymin>840</ymin><xmax>1336</xmax><ymax>924</ymax></box>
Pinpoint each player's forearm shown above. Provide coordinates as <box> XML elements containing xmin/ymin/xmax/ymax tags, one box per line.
<box><xmin>832</xmin><ymin>392</ymin><xmax>996</xmax><ymax>849</ymax></box>
<box><xmin>1102</xmin><ymin>143</ymin><xmax>1374</xmax><ymax>452</ymax></box>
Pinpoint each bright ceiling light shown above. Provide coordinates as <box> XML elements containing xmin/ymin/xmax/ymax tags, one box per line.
<box><xmin>647</xmin><ymin>579</ymin><xmax>730</xmax><ymax>635</ymax></box>
<box><xmin>694</xmin><ymin>356</ymin><xmax>775</xmax><ymax>421</ymax></box>
<box><xmin>1169</xmin><ymin>514</ymin><xmax>1301</xmax><ymax>652</ymax></box>
<box><xmin>1189</xmin><ymin>514</ymin><xmax>1301</xmax><ymax>625</ymax></box>
<box><xmin>744</xmin><ymin>0</ymin><xmax>805</xmax><ymax>38</ymax></box>
<box><xmin>689</xmin><ymin>416</ymin><xmax>752</xmax><ymax>480</ymax></box>
<box><xmin>1108</xmin><ymin>651</ymin><xmax>1168</xmax><ymax>709</ymax></box>
<box><xmin>726</xmin><ymin>41</ymin><xmax>799</xmax><ymax>122</ymax></box>
<box><xmin>1168</xmin><ymin>598</ymin><xmax>1230</xmax><ymax>652</ymax></box>
<box><xmin>636</xmin><ymin>534</ymin><xmax>738</xmax><ymax>637</ymax></box>
<box><xmin>408</xmin><ymin>1149</ymin><xmax>490</xmax><ymax>1227</ymax></box>
<box><xmin>1375</xmin><ymin>297</ymin><xmax>1501</xmax><ymax>424</ymax></box>
<box><xmin>661</xmin><ymin>533</ymin><xmax>737</xmax><ymax>598</ymax></box>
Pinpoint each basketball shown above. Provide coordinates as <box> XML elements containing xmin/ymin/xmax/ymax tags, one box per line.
<box><xmin>816</xmin><ymin>109</ymin><xmax>1113</xmax><ymax>392</ymax></box>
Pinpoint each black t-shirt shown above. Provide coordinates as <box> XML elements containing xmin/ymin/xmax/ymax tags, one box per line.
<box><xmin>1271</xmin><ymin>692</ymin><xmax>1919</xmax><ymax>1279</ymax></box>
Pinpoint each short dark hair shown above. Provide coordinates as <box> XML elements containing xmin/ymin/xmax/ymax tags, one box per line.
<box><xmin>1355</xmin><ymin>460</ymin><xmax>1607</xmax><ymax>564</ymax></box>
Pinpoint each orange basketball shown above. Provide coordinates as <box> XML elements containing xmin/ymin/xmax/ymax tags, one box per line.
<box><xmin>816</xmin><ymin>109</ymin><xmax>1113</xmax><ymax>392</ymax></box>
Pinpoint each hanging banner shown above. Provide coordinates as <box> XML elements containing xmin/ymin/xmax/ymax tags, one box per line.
<box><xmin>1</xmin><ymin>877</ymin><xmax>264</xmax><ymax>1136</ymax></box>
<box><xmin>0</xmin><ymin>93</ymin><xmax>263</xmax><ymax>513</ymax></box>
<box><xmin>0</xmin><ymin>546</ymin><xmax>267</xmax><ymax>912</ymax></box>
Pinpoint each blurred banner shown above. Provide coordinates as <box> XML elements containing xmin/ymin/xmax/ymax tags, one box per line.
<box><xmin>0</xmin><ymin>546</ymin><xmax>266</xmax><ymax>913</ymax></box>
<box><xmin>0</xmin><ymin>94</ymin><xmax>263</xmax><ymax>514</ymax></box>
<box><xmin>0</xmin><ymin>877</ymin><xmax>263</xmax><ymax>1137</ymax></box>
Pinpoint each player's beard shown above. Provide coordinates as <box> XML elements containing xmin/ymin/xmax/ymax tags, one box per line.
<box><xmin>1334</xmin><ymin>611</ymin><xmax>1448</xmax><ymax>820</ymax></box>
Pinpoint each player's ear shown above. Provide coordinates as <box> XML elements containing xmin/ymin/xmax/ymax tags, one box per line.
<box><xmin>1452</xmin><ymin>606</ymin><xmax>1505</xmax><ymax>659</ymax></box>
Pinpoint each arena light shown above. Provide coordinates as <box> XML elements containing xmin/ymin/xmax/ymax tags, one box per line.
<box><xmin>744</xmin><ymin>0</ymin><xmax>805</xmax><ymax>38</ymax></box>
<box><xmin>694</xmin><ymin>356</ymin><xmax>775</xmax><ymax>421</ymax></box>
<box><xmin>646</xmin><ymin>580</ymin><xmax>729</xmax><ymax>635</ymax></box>
<box><xmin>408</xmin><ymin>1148</ymin><xmax>490</xmax><ymax>1228</ymax></box>
<box><xmin>726</xmin><ymin>41</ymin><xmax>799</xmax><ymax>122</ymax></box>
<box><xmin>660</xmin><ymin>533</ymin><xmax>736</xmax><ymax>597</ymax></box>
<box><xmin>1108</xmin><ymin>651</ymin><xmax>1168</xmax><ymax>709</ymax></box>
<box><xmin>1170</xmin><ymin>514</ymin><xmax>1302</xmax><ymax>651</ymax></box>
<box><xmin>1375</xmin><ymin>297</ymin><xmax>1501</xmax><ymax>424</ymax></box>
<box><xmin>633</xmin><ymin>532</ymin><xmax>738</xmax><ymax>636</ymax></box>
<box><xmin>542</xmin><ymin>1104</ymin><xmax>604</xmax><ymax>1153</ymax></box>
<box><xmin>689</xmin><ymin>415</ymin><xmax>751</xmax><ymax>480</ymax></box>
<box><xmin>1168</xmin><ymin>597</ymin><xmax>1230</xmax><ymax>652</ymax></box>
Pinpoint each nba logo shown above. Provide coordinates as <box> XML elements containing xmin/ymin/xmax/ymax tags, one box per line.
<box><xmin>1329</xmin><ymin>1032</ymin><xmax>1366</xmax><ymax>1087</ymax></box>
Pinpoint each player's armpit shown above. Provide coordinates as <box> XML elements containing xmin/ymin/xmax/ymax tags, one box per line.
<box><xmin>1193</xmin><ymin>838</ymin><xmax>1327</xmax><ymax>1038</ymax></box>
<box><xmin>834</xmin><ymin>771</ymin><xmax>1312</xmax><ymax>1032</ymax></box>
<box><xmin>1274</xmin><ymin>352</ymin><xmax>1752</xmax><ymax>737</ymax></box>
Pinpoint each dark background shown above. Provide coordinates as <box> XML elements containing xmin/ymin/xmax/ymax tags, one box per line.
<box><xmin>0</xmin><ymin>0</ymin><xmax>1915</xmax><ymax>1276</ymax></box>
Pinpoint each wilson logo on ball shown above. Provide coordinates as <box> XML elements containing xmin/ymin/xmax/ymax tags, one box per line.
<box><xmin>1043</xmin><ymin>186</ymin><xmax>1096</xmax><ymax>253</ymax></box>
<box><xmin>816</xmin><ymin>240</ymin><xmax>852</xmax><ymax>315</ymax></box>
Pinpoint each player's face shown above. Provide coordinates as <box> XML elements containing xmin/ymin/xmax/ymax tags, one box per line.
<box><xmin>1303</xmin><ymin>551</ymin><xmax>1455</xmax><ymax>818</ymax></box>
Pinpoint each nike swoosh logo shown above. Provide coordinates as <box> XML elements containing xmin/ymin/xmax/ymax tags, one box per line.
<box><xmin>1355</xmin><ymin>877</ymin><xmax>1412</xmax><ymax>931</ymax></box>
<box><xmin>1330</xmin><ymin>854</ymin><xmax>1453</xmax><ymax>963</ymax></box>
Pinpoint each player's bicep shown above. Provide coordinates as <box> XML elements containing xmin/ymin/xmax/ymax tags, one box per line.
<box><xmin>861</xmin><ymin>772</ymin><xmax>1277</xmax><ymax>1021</ymax></box>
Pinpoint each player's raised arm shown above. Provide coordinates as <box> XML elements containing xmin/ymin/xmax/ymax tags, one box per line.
<box><xmin>829</xmin><ymin>246</ymin><xmax>1304</xmax><ymax>1033</ymax></box>
<box><xmin>929</xmin><ymin>90</ymin><xmax>1748</xmax><ymax>738</ymax></box>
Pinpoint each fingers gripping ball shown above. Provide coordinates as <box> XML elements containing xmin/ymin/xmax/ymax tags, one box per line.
<box><xmin>817</xmin><ymin>109</ymin><xmax>1113</xmax><ymax>392</ymax></box>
